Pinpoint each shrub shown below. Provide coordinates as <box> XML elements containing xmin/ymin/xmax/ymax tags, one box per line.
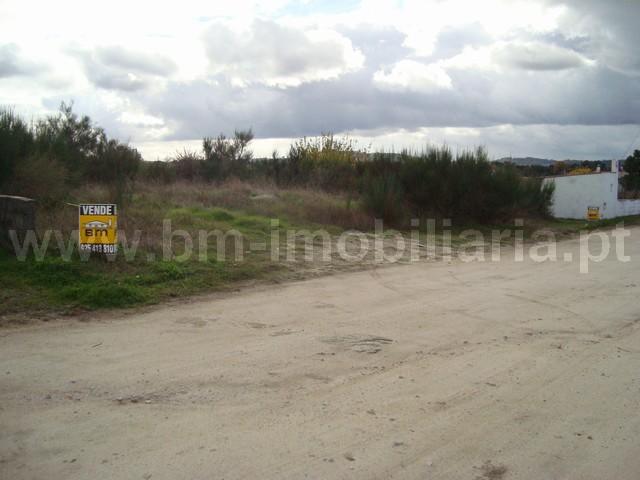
<box><xmin>203</xmin><ymin>129</ymin><xmax>254</xmax><ymax>180</ymax></box>
<box><xmin>139</xmin><ymin>160</ymin><xmax>178</xmax><ymax>184</ymax></box>
<box><xmin>0</xmin><ymin>108</ymin><xmax>33</xmax><ymax>188</ymax></box>
<box><xmin>361</xmin><ymin>172</ymin><xmax>405</xmax><ymax>224</ymax></box>
<box><xmin>33</xmin><ymin>102</ymin><xmax>107</xmax><ymax>183</ymax></box>
<box><xmin>10</xmin><ymin>154</ymin><xmax>69</xmax><ymax>208</ymax></box>
<box><xmin>90</xmin><ymin>140</ymin><xmax>141</xmax><ymax>205</ymax></box>
<box><xmin>624</xmin><ymin>150</ymin><xmax>640</xmax><ymax>191</ymax></box>
<box><xmin>568</xmin><ymin>167</ymin><xmax>593</xmax><ymax>176</ymax></box>
<box><xmin>280</xmin><ymin>134</ymin><xmax>360</xmax><ymax>190</ymax></box>
<box><xmin>1</xmin><ymin>103</ymin><xmax>144</xmax><ymax>205</ymax></box>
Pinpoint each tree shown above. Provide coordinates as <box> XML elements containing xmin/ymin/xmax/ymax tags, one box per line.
<box><xmin>624</xmin><ymin>150</ymin><xmax>640</xmax><ymax>191</ymax></box>
<box><xmin>91</xmin><ymin>140</ymin><xmax>142</xmax><ymax>205</ymax></box>
<box><xmin>202</xmin><ymin>129</ymin><xmax>253</xmax><ymax>180</ymax></box>
<box><xmin>33</xmin><ymin>102</ymin><xmax>107</xmax><ymax>182</ymax></box>
<box><xmin>0</xmin><ymin>108</ymin><xmax>33</xmax><ymax>187</ymax></box>
<box><xmin>551</xmin><ymin>161</ymin><xmax>567</xmax><ymax>176</ymax></box>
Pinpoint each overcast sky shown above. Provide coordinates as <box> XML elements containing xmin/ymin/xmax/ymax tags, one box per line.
<box><xmin>1</xmin><ymin>0</ymin><xmax>639</xmax><ymax>160</ymax></box>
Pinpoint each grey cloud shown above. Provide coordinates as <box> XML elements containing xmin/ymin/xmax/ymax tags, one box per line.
<box><xmin>43</xmin><ymin>1</ymin><xmax>639</xmax><ymax>162</ymax></box>
<box><xmin>523</xmin><ymin>31</ymin><xmax>592</xmax><ymax>56</ymax></box>
<box><xmin>429</xmin><ymin>23</ymin><xmax>493</xmax><ymax>61</ymax></box>
<box><xmin>202</xmin><ymin>19</ymin><xmax>363</xmax><ymax>86</ymax></box>
<box><xmin>88</xmin><ymin>70</ymin><xmax>148</xmax><ymax>92</ymax></box>
<box><xmin>72</xmin><ymin>46</ymin><xmax>176</xmax><ymax>91</ymax></box>
<box><xmin>431</xmin><ymin>124</ymin><xmax>640</xmax><ymax>161</ymax></box>
<box><xmin>94</xmin><ymin>46</ymin><xmax>176</xmax><ymax>76</ymax></box>
<box><xmin>543</xmin><ymin>0</ymin><xmax>640</xmax><ymax>75</ymax></box>
<box><xmin>493</xmin><ymin>42</ymin><xmax>589</xmax><ymax>71</ymax></box>
<box><xmin>0</xmin><ymin>44</ymin><xmax>45</xmax><ymax>78</ymax></box>
<box><xmin>140</xmin><ymin>58</ymin><xmax>638</xmax><ymax>143</ymax></box>
<box><xmin>339</xmin><ymin>25</ymin><xmax>412</xmax><ymax>67</ymax></box>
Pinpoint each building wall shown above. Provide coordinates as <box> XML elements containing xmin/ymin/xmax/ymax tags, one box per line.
<box><xmin>544</xmin><ymin>173</ymin><xmax>618</xmax><ymax>219</ymax></box>
<box><xmin>543</xmin><ymin>171</ymin><xmax>640</xmax><ymax>219</ymax></box>
<box><xmin>617</xmin><ymin>199</ymin><xmax>640</xmax><ymax>217</ymax></box>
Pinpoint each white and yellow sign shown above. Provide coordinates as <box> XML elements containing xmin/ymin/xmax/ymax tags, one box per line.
<box><xmin>79</xmin><ymin>204</ymin><xmax>118</xmax><ymax>253</ymax></box>
<box><xmin>587</xmin><ymin>206</ymin><xmax>601</xmax><ymax>221</ymax></box>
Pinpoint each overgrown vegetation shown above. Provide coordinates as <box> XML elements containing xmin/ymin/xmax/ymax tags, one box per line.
<box><xmin>140</xmin><ymin>134</ymin><xmax>553</xmax><ymax>225</ymax></box>
<box><xmin>1</xmin><ymin>104</ymin><xmax>140</xmax><ymax>206</ymax></box>
<box><xmin>623</xmin><ymin>150</ymin><xmax>640</xmax><ymax>193</ymax></box>
<box><xmin>1</xmin><ymin>105</ymin><xmax>559</xmax><ymax>318</ymax></box>
<box><xmin>2</xmin><ymin>104</ymin><xmax>553</xmax><ymax>225</ymax></box>
<box><xmin>0</xmin><ymin>179</ymin><xmax>373</xmax><ymax>318</ymax></box>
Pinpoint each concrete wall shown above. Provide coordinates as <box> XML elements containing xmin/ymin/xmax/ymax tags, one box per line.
<box><xmin>0</xmin><ymin>195</ymin><xmax>36</xmax><ymax>250</ymax></box>
<box><xmin>544</xmin><ymin>173</ymin><xmax>618</xmax><ymax>219</ymax></box>
<box><xmin>617</xmin><ymin>199</ymin><xmax>640</xmax><ymax>217</ymax></box>
<box><xmin>544</xmin><ymin>172</ymin><xmax>640</xmax><ymax>219</ymax></box>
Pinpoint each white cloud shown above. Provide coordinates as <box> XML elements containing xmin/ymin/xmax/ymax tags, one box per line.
<box><xmin>493</xmin><ymin>42</ymin><xmax>594</xmax><ymax>71</ymax></box>
<box><xmin>203</xmin><ymin>19</ymin><xmax>364</xmax><ymax>88</ymax></box>
<box><xmin>118</xmin><ymin>111</ymin><xmax>165</xmax><ymax>127</ymax></box>
<box><xmin>350</xmin><ymin>0</ymin><xmax>567</xmax><ymax>58</ymax></box>
<box><xmin>445</xmin><ymin>41</ymin><xmax>594</xmax><ymax>71</ymax></box>
<box><xmin>373</xmin><ymin>60</ymin><xmax>452</xmax><ymax>93</ymax></box>
<box><xmin>70</xmin><ymin>46</ymin><xmax>178</xmax><ymax>92</ymax></box>
<box><xmin>94</xmin><ymin>46</ymin><xmax>176</xmax><ymax>76</ymax></box>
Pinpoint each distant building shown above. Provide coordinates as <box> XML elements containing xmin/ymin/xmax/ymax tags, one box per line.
<box><xmin>543</xmin><ymin>160</ymin><xmax>640</xmax><ymax>219</ymax></box>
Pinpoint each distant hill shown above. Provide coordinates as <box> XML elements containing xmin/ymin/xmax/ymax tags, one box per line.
<box><xmin>496</xmin><ymin>157</ymin><xmax>555</xmax><ymax>166</ymax></box>
<box><xmin>496</xmin><ymin>157</ymin><xmax>615</xmax><ymax>167</ymax></box>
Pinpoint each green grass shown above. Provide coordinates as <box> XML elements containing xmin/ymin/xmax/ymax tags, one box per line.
<box><xmin>5</xmin><ymin>178</ymin><xmax>639</xmax><ymax>321</ymax></box>
<box><xmin>0</xmin><ymin>251</ymin><xmax>279</xmax><ymax>317</ymax></box>
<box><xmin>3</xmin><ymin>181</ymin><xmax>364</xmax><ymax>320</ymax></box>
<box><xmin>532</xmin><ymin>215</ymin><xmax>640</xmax><ymax>235</ymax></box>
<box><xmin>0</xmin><ymin>203</ymin><xmax>292</xmax><ymax>318</ymax></box>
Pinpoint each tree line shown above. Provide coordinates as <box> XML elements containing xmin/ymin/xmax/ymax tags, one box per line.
<box><xmin>1</xmin><ymin>105</ymin><xmax>563</xmax><ymax>225</ymax></box>
<box><xmin>1</xmin><ymin>104</ymin><xmax>140</xmax><ymax>207</ymax></box>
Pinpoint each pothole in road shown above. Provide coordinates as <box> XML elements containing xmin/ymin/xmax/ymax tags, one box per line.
<box><xmin>318</xmin><ymin>334</ymin><xmax>394</xmax><ymax>354</ymax></box>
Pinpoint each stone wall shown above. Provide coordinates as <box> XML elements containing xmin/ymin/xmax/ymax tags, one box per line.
<box><xmin>0</xmin><ymin>195</ymin><xmax>36</xmax><ymax>251</ymax></box>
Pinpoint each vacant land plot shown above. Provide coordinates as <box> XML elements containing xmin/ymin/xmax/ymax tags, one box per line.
<box><xmin>4</xmin><ymin>179</ymin><xmax>636</xmax><ymax>322</ymax></box>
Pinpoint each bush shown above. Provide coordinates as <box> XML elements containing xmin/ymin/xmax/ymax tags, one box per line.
<box><xmin>1</xmin><ymin>103</ymin><xmax>144</xmax><ymax>208</ymax></box>
<box><xmin>33</xmin><ymin>103</ymin><xmax>107</xmax><ymax>183</ymax></box>
<box><xmin>359</xmin><ymin>146</ymin><xmax>554</xmax><ymax>224</ymax></box>
<box><xmin>202</xmin><ymin>129</ymin><xmax>253</xmax><ymax>180</ymax></box>
<box><xmin>90</xmin><ymin>140</ymin><xmax>141</xmax><ymax>205</ymax></box>
<box><xmin>0</xmin><ymin>108</ymin><xmax>33</xmax><ymax>188</ymax></box>
<box><xmin>9</xmin><ymin>154</ymin><xmax>69</xmax><ymax>208</ymax></box>
<box><xmin>139</xmin><ymin>160</ymin><xmax>178</xmax><ymax>184</ymax></box>
<box><xmin>279</xmin><ymin>134</ymin><xmax>360</xmax><ymax>190</ymax></box>
<box><xmin>361</xmin><ymin>172</ymin><xmax>405</xmax><ymax>224</ymax></box>
<box><xmin>624</xmin><ymin>150</ymin><xmax>640</xmax><ymax>191</ymax></box>
<box><xmin>1</xmin><ymin>104</ymin><xmax>553</xmax><ymax>226</ymax></box>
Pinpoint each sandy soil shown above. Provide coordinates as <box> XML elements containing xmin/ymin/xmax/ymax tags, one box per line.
<box><xmin>2</xmin><ymin>228</ymin><xmax>640</xmax><ymax>479</ymax></box>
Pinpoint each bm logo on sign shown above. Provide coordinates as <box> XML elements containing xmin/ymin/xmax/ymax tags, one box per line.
<box><xmin>79</xmin><ymin>204</ymin><xmax>117</xmax><ymax>253</ymax></box>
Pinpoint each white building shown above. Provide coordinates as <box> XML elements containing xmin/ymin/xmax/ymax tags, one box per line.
<box><xmin>543</xmin><ymin>160</ymin><xmax>640</xmax><ymax>219</ymax></box>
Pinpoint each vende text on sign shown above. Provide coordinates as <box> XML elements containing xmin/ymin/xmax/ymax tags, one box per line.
<box><xmin>79</xmin><ymin>204</ymin><xmax>118</xmax><ymax>254</ymax></box>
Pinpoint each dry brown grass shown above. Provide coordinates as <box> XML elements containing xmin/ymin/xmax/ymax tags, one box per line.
<box><xmin>125</xmin><ymin>179</ymin><xmax>374</xmax><ymax>231</ymax></box>
<box><xmin>31</xmin><ymin>179</ymin><xmax>375</xmax><ymax>256</ymax></box>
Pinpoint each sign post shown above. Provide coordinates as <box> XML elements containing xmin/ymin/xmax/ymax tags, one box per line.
<box><xmin>79</xmin><ymin>204</ymin><xmax>118</xmax><ymax>254</ymax></box>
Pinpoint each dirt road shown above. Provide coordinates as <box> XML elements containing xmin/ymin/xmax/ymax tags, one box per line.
<box><xmin>2</xmin><ymin>229</ymin><xmax>640</xmax><ymax>479</ymax></box>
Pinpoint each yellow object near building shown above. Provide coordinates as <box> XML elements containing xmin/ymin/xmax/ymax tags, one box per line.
<box><xmin>587</xmin><ymin>206</ymin><xmax>601</xmax><ymax>221</ymax></box>
<box><xmin>79</xmin><ymin>204</ymin><xmax>118</xmax><ymax>253</ymax></box>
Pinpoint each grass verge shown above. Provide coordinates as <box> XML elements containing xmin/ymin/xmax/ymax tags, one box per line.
<box><xmin>3</xmin><ymin>180</ymin><xmax>638</xmax><ymax>323</ymax></box>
